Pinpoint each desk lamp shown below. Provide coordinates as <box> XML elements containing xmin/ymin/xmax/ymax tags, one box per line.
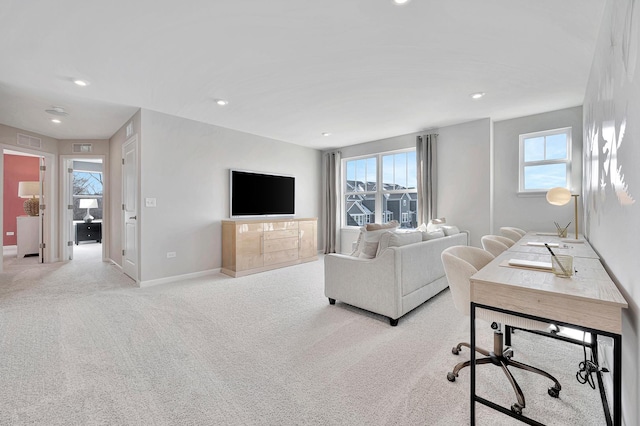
<box><xmin>546</xmin><ymin>187</ymin><xmax>581</xmax><ymax>242</ymax></box>
<box><xmin>79</xmin><ymin>198</ymin><xmax>98</xmax><ymax>223</ymax></box>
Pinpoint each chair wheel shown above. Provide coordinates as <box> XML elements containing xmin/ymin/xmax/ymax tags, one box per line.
<box><xmin>451</xmin><ymin>346</ymin><xmax>460</xmax><ymax>355</ymax></box>
<box><xmin>548</xmin><ymin>385</ymin><xmax>561</xmax><ymax>398</ymax></box>
<box><xmin>447</xmin><ymin>372</ymin><xmax>456</xmax><ymax>382</ymax></box>
<box><xmin>510</xmin><ymin>403</ymin><xmax>523</xmax><ymax>415</ymax></box>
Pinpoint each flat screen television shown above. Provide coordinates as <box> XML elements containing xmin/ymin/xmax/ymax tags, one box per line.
<box><xmin>230</xmin><ymin>169</ymin><xmax>295</xmax><ymax>218</ymax></box>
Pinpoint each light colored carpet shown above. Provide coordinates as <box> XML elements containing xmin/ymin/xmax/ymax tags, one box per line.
<box><xmin>0</xmin><ymin>252</ymin><xmax>606</xmax><ymax>425</ymax></box>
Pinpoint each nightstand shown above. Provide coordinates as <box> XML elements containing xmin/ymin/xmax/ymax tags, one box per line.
<box><xmin>75</xmin><ymin>222</ymin><xmax>102</xmax><ymax>245</ymax></box>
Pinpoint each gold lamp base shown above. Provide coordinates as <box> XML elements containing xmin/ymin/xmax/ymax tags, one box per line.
<box><xmin>23</xmin><ymin>198</ymin><xmax>39</xmax><ymax>216</ymax></box>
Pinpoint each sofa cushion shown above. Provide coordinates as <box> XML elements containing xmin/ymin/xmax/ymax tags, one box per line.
<box><xmin>351</xmin><ymin>221</ymin><xmax>400</xmax><ymax>257</ymax></box>
<box><xmin>422</xmin><ymin>229</ymin><xmax>445</xmax><ymax>240</ymax></box>
<box><xmin>441</xmin><ymin>225</ymin><xmax>460</xmax><ymax>236</ymax></box>
<box><xmin>376</xmin><ymin>230</ymin><xmax>422</xmax><ymax>256</ymax></box>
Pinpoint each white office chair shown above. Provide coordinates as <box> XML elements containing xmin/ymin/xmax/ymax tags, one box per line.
<box><xmin>500</xmin><ymin>226</ymin><xmax>527</xmax><ymax>242</ymax></box>
<box><xmin>441</xmin><ymin>245</ymin><xmax>561</xmax><ymax>416</ymax></box>
<box><xmin>481</xmin><ymin>234</ymin><xmax>514</xmax><ymax>257</ymax></box>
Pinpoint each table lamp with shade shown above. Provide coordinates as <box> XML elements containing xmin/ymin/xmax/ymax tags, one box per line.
<box><xmin>18</xmin><ymin>181</ymin><xmax>40</xmax><ymax>216</ymax></box>
<box><xmin>79</xmin><ymin>198</ymin><xmax>98</xmax><ymax>223</ymax></box>
<box><xmin>546</xmin><ymin>187</ymin><xmax>582</xmax><ymax>242</ymax></box>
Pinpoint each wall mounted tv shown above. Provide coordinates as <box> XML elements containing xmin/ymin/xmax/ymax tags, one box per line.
<box><xmin>230</xmin><ymin>169</ymin><xmax>295</xmax><ymax>218</ymax></box>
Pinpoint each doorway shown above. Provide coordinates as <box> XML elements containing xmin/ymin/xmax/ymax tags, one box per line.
<box><xmin>61</xmin><ymin>155</ymin><xmax>107</xmax><ymax>263</ymax></box>
<box><xmin>1</xmin><ymin>147</ymin><xmax>55</xmax><ymax>272</ymax></box>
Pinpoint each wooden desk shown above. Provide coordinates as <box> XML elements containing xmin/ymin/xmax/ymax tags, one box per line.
<box><xmin>508</xmin><ymin>232</ymin><xmax>600</xmax><ymax>259</ymax></box>
<box><xmin>469</xmin><ymin>251</ymin><xmax>628</xmax><ymax>425</ymax></box>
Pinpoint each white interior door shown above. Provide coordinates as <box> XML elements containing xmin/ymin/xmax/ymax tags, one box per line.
<box><xmin>38</xmin><ymin>156</ymin><xmax>45</xmax><ymax>262</ymax></box>
<box><xmin>122</xmin><ymin>136</ymin><xmax>139</xmax><ymax>280</ymax></box>
<box><xmin>62</xmin><ymin>159</ymin><xmax>74</xmax><ymax>260</ymax></box>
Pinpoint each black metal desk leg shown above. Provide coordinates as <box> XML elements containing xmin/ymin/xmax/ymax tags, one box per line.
<box><xmin>470</xmin><ymin>302</ymin><xmax>476</xmax><ymax>425</ymax></box>
<box><xmin>614</xmin><ymin>334</ymin><xmax>622</xmax><ymax>426</ymax></box>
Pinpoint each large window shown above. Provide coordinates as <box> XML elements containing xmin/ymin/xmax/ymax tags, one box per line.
<box><xmin>344</xmin><ymin>149</ymin><xmax>417</xmax><ymax>228</ymax></box>
<box><xmin>519</xmin><ymin>127</ymin><xmax>571</xmax><ymax>192</ymax></box>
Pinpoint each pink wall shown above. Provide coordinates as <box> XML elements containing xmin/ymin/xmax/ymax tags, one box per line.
<box><xmin>3</xmin><ymin>154</ymin><xmax>40</xmax><ymax>246</ymax></box>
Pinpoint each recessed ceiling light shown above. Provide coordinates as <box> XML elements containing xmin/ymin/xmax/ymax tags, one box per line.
<box><xmin>322</xmin><ymin>132</ymin><xmax>331</xmax><ymax>137</ymax></box>
<box><xmin>470</xmin><ymin>92</ymin><xmax>486</xmax><ymax>99</ymax></box>
<box><xmin>51</xmin><ymin>119</ymin><xmax>61</xmax><ymax>124</ymax></box>
<box><xmin>73</xmin><ymin>79</ymin><xmax>89</xmax><ymax>87</ymax></box>
<box><xmin>393</xmin><ymin>0</ymin><xmax>410</xmax><ymax>5</ymax></box>
<box><xmin>215</xmin><ymin>99</ymin><xmax>229</xmax><ymax>106</ymax></box>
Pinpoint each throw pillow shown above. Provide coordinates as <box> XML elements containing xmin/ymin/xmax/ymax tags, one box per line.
<box><xmin>376</xmin><ymin>230</ymin><xmax>422</xmax><ymax>256</ymax></box>
<box><xmin>365</xmin><ymin>220</ymin><xmax>400</xmax><ymax>231</ymax></box>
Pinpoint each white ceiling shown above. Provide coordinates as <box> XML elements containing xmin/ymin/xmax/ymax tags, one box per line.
<box><xmin>0</xmin><ymin>0</ymin><xmax>605</xmax><ymax>150</ymax></box>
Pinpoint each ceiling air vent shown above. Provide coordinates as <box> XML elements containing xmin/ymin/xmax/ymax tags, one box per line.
<box><xmin>72</xmin><ymin>143</ymin><xmax>93</xmax><ymax>153</ymax></box>
<box><xmin>17</xmin><ymin>133</ymin><xmax>42</xmax><ymax>149</ymax></box>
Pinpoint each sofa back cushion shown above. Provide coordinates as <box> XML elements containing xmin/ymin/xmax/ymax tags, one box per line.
<box><xmin>376</xmin><ymin>231</ymin><xmax>422</xmax><ymax>256</ymax></box>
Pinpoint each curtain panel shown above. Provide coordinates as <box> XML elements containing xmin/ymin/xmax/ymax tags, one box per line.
<box><xmin>323</xmin><ymin>150</ymin><xmax>341</xmax><ymax>253</ymax></box>
<box><xmin>416</xmin><ymin>134</ymin><xmax>437</xmax><ymax>225</ymax></box>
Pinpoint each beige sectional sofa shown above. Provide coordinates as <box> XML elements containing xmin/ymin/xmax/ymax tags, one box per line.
<box><xmin>324</xmin><ymin>230</ymin><xmax>468</xmax><ymax>326</ymax></box>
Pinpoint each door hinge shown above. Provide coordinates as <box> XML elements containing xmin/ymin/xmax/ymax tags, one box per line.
<box><xmin>40</xmin><ymin>204</ymin><xmax>46</xmax><ymax>211</ymax></box>
<box><xmin>67</xmin><ymin>241</ymin><xmax>74</xmax><ymax>247</ymax></box>
<box><xmin>40</xmin><ymin>165</ymin><xmax>46</xmax><ymax>171</ymax></box>
<box><xmin>122</xmin><ymin>249</ymin><xmax>125</xmax><ymax>256</ymax></box>
<box><xmin>122</xmin><ymin>158</ymin><xmax>125</xmax><ymax>165</ymax></box>
<box><xmin>40</xmin><ymin>243</ymin><xmax>46</xmax><ymax>249</ymax></box>
<box><xmin>68</xmin><ymin>168</ymin><xmax>73</xmax><ymax>173</ymax></box>
<box><xmin>122</xmin><ymin>204</ymin><xmax>125</xmax><ymax>210</ymax></box>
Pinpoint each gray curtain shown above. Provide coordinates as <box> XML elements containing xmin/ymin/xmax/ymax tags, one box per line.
<box><xmin>416</xmin><ymin>134</ymin><xmax>437</xmax><ymax>225</ymax></box>
<box><xmin>323</xmin><ymin>150</ymin><xmax>341</xmax><ymax>254</ymax></box>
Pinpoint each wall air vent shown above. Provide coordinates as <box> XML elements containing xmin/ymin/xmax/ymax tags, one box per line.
<box><xmin>72</xmin><ymin>143</ymin><xmax>93</xmax><ymax>153</ymax></box>
<box><xmin>17</xmin><ymin>133</ymin><xmax>42</xmax><ymax>149</ymax></box>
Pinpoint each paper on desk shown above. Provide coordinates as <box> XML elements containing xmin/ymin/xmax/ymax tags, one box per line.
<box><xmin>526</xmin><ymin>242</ymin><xmax>559</xmax><ymax>247</ymax></box>
<box><xmin>506</xmin><ymin>259</ymin><xmax>553</xmax><ymax>270</ymax></box>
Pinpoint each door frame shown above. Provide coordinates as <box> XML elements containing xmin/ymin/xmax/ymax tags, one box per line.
<box><xmin>60</xmin><ymin>154</ymin><xmax>108</xmax><ymax>262</ymax></box>
<box><xmin>0</xmin><ymin>144</ymin><xmax>56</xmax><ymax>272</ymax></box>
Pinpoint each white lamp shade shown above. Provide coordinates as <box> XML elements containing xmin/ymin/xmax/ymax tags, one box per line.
<box><xmin>18</xmin><ymin>181</ymin><xmax>40</xmax><ymax>198</ymax></box>
<box><xmin>79</xmin><ymin>198</ymin><xmax>98</xmax><ymax>209</ymax></box>
<box><xmin>546</xmin><ymin>187</ymin><xmax>572</xmax><ymax>206</ymax></box>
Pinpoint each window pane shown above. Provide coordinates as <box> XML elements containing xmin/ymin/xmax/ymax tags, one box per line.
<box><xmin>523</xmin><ymin>164</ymin><xmax>567</xmax><ymax>190</ymax></box>
<box><xmin>366</xmin><ymin>157</ymin><xmax>377</xmax><ymax>191</ymax></box>
<box><xmin>346</xmin><ymin>158</ymin><xmax>375</xmax><ymax>192</ymax></box>
<box><xmin>524</xmin><ymin>137</ymin><xmax>545</xmax><ymax>162</ymax></box>
<box><xmin>345</xmin><ymin>194</ymin><xmax>375</xmax><ymax>227</ymax></box>
<box><xmin>406</xmin><ymin>151</ymin><xmax>417</xmax><ymax>189</ymax></box>
<box><xmin>382</xmin><ymin>192</ymin><xmax>417</xmax><ymax>228</ymax></box>
<box><xmin>381</xmin><ymin>155</ymin><xmax>393</xmax><ymax>190</ymax></box>
<box><xmin>394</xmin><ymin>153</ymin><xmax>407</xmax><ymax>188</ymax></box>
<box><xmin>546</xmin><ymin>133</ymin><xmax>567</xmax><ymax>160</ymax></box>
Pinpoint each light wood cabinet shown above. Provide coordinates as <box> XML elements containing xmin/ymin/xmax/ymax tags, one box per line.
<box><xmin>221</xmin><ymin>218</ymin><xmax>318</xmax><ymax>277</ymax></box>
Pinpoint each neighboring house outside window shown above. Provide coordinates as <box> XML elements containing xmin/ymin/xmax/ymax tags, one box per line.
<box><xmin>343</xmin><ymin>149</ymin><xmax>417</xmax><ymax>228</ymax></box>
<box><xmin>519</xmin><ymin>127</ymin><xmax>572</xmax><ymax>193</ymax></box>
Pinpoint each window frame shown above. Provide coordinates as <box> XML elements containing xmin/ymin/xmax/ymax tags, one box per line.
<box><xmin>342</xmin><ymin>148</ymin><xmax>417</xmax><ymax>228</ymax></box>
<box><xmin>518</xmin><ymin>127</ymin><xmax>572</xmax><ymax>194</ymax></box>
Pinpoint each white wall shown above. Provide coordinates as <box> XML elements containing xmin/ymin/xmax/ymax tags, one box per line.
<box><xmin>138</xmin><ymin>109</ymin><xmax>322</xmax><ymax>283</ymax></box>
<box><xmin>493</xmin><ymin>106</ymin><xmax>584</xmax><ymax>234</ymax></box>
<box><xmin>583</xmin><ymin>0</ymin><xmax>640</xmax><ymax>424</ymax></box>
<box><xmin>336</xmin><ymin>119</ymin><xmax>491</xmax><ymax>251</ymax></box>
<box><xmin>438</xmin><ymin>118</ymin><xmax>491</xmax><ymax>247</ymax></box>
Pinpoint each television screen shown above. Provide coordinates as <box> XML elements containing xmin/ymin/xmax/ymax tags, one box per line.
<box><xmin>230</xmin><ymin>169</ymin><xmax>295</xmax><ymax>217</ymax></box>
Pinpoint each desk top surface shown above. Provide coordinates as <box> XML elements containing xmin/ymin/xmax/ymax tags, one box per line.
<box><xmin>470</xmin><ymin>250</ymin><xmax>627</xmax><ymax>334</ymax></box>
<box><xmin>507</xmin><ymin>232</ymin><xmax>599</xmax><ymax>259</ymax></box>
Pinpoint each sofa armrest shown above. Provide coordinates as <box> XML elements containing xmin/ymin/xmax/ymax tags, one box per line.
<box><xmin>324</xmin><ymin>250</ymin><xmax>401</xmax><ymax>319</ymax></box>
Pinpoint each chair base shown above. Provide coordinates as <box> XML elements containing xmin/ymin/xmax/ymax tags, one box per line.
<box><xmin>447</xmin><ymin>331</ymin><xmax>561</xmax><ymax>415</ymax></box>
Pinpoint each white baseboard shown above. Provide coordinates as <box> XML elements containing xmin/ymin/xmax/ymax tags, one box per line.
<box><xmin>138</xmin><ymin>268</ymin><xmax>221</xmax><ymax>288</ymax></box>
